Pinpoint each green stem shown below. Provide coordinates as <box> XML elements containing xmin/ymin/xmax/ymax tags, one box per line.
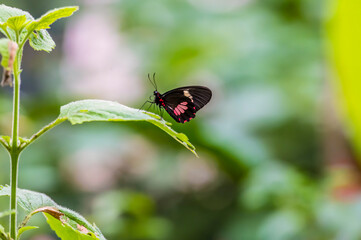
<box><xmin>10</xmin><ymin>46</ymin><xmax>22</xmax><ymax>240</ymax></box>
<box><xmin>20</xmin><ymin>118</ymin><xmax>66</xmax><ymax>150</ymax></box>
<box><xmin>10</xmin><ymin>152</ymin><xmax>19</xmax><ymax>239</ymax></box>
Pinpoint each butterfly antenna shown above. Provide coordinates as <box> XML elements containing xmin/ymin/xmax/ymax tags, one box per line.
<box><xmin>147</xmin><ymin>73</ymin><xmax>156</xmax><ymax>89</ymax></box>
<box><xmin>152</xmin><ymin>72</ymin><xmax>157</xmax><ymax>90</ymax></box>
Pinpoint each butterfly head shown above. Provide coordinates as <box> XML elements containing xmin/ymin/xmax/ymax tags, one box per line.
<box><xmin>153</xmin><ymin>90</ymin><xmax>160</xmax><ymax>98</ymax></box>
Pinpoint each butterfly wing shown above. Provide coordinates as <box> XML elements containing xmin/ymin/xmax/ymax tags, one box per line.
<box><xmin>161</xmin><ymin>86</ymin><xmax>212</xmax><ymax>123</ymax></box>
<box><xmin>164</xmin><ymin>86</ymin><xmax>212</xmax><ymax>111</ymax></box>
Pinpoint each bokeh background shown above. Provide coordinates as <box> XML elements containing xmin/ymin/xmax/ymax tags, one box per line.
<box><xmin>1</xmin><ymin>0</ymin><xmax>361</xmax><ymax>239</ymax></box>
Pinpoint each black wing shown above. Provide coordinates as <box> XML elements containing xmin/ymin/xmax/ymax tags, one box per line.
<box><xmin>161</xmin><ymin>86</ymin><xmax>212</xmax><ymax>123</ymax></box>
<box><xmin>163</xmin><ymin>86</ymin><xmax>212</xmax><ymax>111</ymax></box>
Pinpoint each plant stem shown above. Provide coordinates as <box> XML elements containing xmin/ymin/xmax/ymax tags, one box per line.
<box><xmin>20</xmin><ymin>118</ymin><xmax>66</xmax><ymax>150</ymax></box>
<box><xmin>10</xmin><ymin>47</ymin><xmax>22</xmax><ymax>240</ymax></box>
<box><xmin>10</xmin><ymin>152</ymin><xmax>19</xmax><ymax>239</ymax></box>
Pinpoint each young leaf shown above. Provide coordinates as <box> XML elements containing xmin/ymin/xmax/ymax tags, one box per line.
<box><xmin>0</xmin><ymin>5</ymin><xmax>77</xmax><ymax>52</ymax></box>
<box><xmin>59</xmin><ymin>100</ymin><xmax>197</xmax><ymax>156</ymax></box>
<box><xmin>29</xmin><ymin>29</ymin><xmax>55</xmax><ymax>52</ymax></box>
<box><xmin>45</xmin><ymin>214</ymin><xmax>99</xmax><ymax>240</ymax></box>
<box><xmin>6</xmin><ymin>15</ymin><xmax>27</xmax><ymax>32</ymax></box>
<box><xmin>26</xmin><ymin>6</ymin><xmax>78</xmax><ymax>52</ymax></box>
<box><xmin>0</xmin><ymin>4</ymin><xmax>34</xmax><ymax>41</ymax></box>
<box><xmin>27</xmin><ymin>6</ymin><xmax>78</xmax><ymax>31</ymax></box>
<box><xmin>17</xmin><ymin>226</ymin><xmax>38</xmax><ymax>239</ymax></box>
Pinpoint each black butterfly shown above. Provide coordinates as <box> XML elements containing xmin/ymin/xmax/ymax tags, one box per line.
<box><xmin>142</xmin><ymin>74</ymin><xmax>212</xmax><ymax>123</ymax></box>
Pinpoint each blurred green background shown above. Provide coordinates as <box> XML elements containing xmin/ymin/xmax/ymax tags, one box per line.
<box><xmin>1</xmin><ymin>0</ymin><xmax>361</xmax><ymax>239</ymax></box>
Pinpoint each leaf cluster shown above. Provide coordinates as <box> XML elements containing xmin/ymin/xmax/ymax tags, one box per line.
<box><xmin>0</xmin><ymin>4</ymin><xmax>78</xmax><ymax>52</ymax></box>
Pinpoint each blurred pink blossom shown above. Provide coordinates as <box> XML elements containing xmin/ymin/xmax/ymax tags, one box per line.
<box><xmin>61</xmin><ymin>137</ymin><xmax>156</xmax><ymax>192</ymax></box>
<box><xmin>62</xmin><ymin>9</ymin><xmax>143</xmax><ymax>103</ymax></box>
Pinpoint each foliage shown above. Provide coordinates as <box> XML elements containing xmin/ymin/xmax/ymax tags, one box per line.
<box><xmin>0</xmin><ymin>3</ymin><xmax>197</xmax><ymax>240</ymax></box>
<box><xmin>1</xmin><ymin>0</ymin><xmax>359</xmax><ymax>239</ymax></box>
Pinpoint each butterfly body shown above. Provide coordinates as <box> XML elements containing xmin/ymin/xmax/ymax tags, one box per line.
<box><xmin>153</xmin><ymin>86</ymin><xmax>212</xmax><ymax>123</ymax></box>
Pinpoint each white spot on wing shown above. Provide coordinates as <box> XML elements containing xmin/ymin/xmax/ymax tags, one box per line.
<box><xmin>184</xmin><ymin>90</ymin><xmax>193</xmax><ymax>102</ymax></box>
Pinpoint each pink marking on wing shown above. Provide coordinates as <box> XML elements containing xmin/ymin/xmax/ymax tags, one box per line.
<box><xmin>175</xmin><ymin>105</ymin><xmax>186</xmax><ymax>113</ymax></box>
<box><xmin>175</xmin><ymin>104</ymin><xmax>188</xmax><ymax>115</ymax></box>
<box><xmin>180</xmin><ymin>102</ymin><xmax>187</xmax><ymax>105</ymax></box>
<box><xmin>174</xmin><ymin>108</ymin><xmax>180</xmax><ymax>115</ymax></box>
<box><xmin>178</xmin><ymin>105</ymin><xmax>187</xmax><ymax>110</ymax></box>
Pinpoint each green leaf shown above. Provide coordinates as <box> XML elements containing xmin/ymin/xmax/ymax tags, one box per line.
<box><xmin>45</xmin><ymin>214</ymin><xmax>99</xmax><ymax>240</ymax></box>
<box><xmin>0</xmin><ymin>4</ymin><xmax>34</xmax><ymax>41</ymax></box>
<box><xmin>56</xmin><ymin>207</ymin><xmax>105</xmax><ymax>240</ymax></box>
<box><xmin>0</xmin><ymin>185</ymin><xmax>57</xmax><ymax>212</ymax></box>
<box><xmin>59</xmin><ymin>100</ymin><xmax>197</xmax><ymax>156</ymax></box>
<box><xmin>0</xmin><ymin>4</ymin><xmax>33</xmax><ymax>23</ymax></box>
<box><xmin>17</xmin><ymin>226</ymin><xmax>38</xmax><ymax>239</ymax></box>
<box><xmin>0</xmin><ymin>23</ymin><xmax>6</xmax><ymax>38</ymax></box>
<box><xmin>6</xmin><ymin>15</ymin><xmax>27</xmax><ymax>32</ymax></box>
<box><xmin>27</xmin><ymin>6</ymin><xmax>78</xmax><ymax>31</ymax></box>
<box><xmin>0</xmin><ymin>224</ymin><xmax>8</xmax><ymax>240</ymax></box>
<box><xmin>26</xmin><ymin>6</ymin><xmax>78</xmax><ymax>52</ymax></box>
<box><xmin>0</xmin><ymin>38</ymin><xmax>10</xmax><ymax>68</ymax></box>
<box><xmin>0</xmin><ymin>186</ymin><xmax>106</xmax><ymax>240</ymax></box>
<box><xmin>0</xmin><ymin>210</ymin><xmax>14</xmax><ymax>218</ymax></box>
<box><xmin>29</xmin><ymin>29</ymin><xmax>55</xmax><ymax>52</ymax></box>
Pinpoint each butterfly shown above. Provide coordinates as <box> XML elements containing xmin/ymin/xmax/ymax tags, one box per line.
<box><xmin>142</xmin><ymin>73</ymin><xmax>212</xmax><ymax>123</ymax></box>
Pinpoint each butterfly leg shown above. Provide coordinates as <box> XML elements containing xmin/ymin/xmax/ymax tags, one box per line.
<box><xmin>139</xmin><ymin>100</ymin><xmax>153</xmax><ymax>111</ymax></box>
<box><xmin>146</xmin><ymin>102</ymin><xmax>155</xmax><ymax>112</ymax></box>
<box><xmin>159</xmin><ymin>107</ymin><xmax>164</xmax><ymax>119</ymax></box>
